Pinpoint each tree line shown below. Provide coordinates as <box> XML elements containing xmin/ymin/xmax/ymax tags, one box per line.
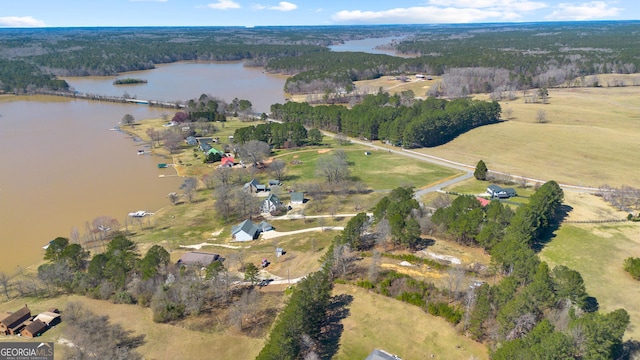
<box><xmin>270</xmin><ymin>92</ymin><xmax>501</xmax><ymax>147</ymax></box>
<box><xmin>233</xmin><ymin>122</ymin><xmax>323</xmax><ymax>148</ymax></box>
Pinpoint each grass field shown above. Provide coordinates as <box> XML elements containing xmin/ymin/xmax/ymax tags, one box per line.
<box><xmin>0</xmin><ymin>295</ymin><xmax>265</xmax><ymax>360</ymax></box>
<box><xmin>412</xmin><ymin>85</ymin><xmax>640</xmax><ymax>188</ymax></box>
<box><xmin>333</xmin><ymin>284</ymin><xmax>488</xmax><ymax>360</ymax></box>
<box><xmin>275</xmin><ymin>146</ymin><xmax>460</xmax><ymax>191</ymax></box>
<box><xmin>541</xmin><ymin>192</ymin><xmax>640</xmax><ymax>340</ymax></box>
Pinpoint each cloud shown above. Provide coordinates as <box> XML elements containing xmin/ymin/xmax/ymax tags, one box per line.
<box><xmin>332</xmin><ymin>6</ymin><xmax>507</xmax><ymax>24</ymax></box>
<box><xmin>427</xmin><ymin>0</ymin><xmax>547</xmax><ymax>12</ymax></box>
<box><xmin>206</xmin><ymin>0</ymin><xmax>241</xmax><ymax>10</ymax></box>
<box><xmin>546</xmin><ymin>1</ymin><xmax>621</xmax><ymax>20</ymax></box>
<box><xmin>0</xmin><ymin>16</ymin><xmax>46</xmax><ymax>27</ymax></box>
<box><xmin>252</xmin><ymin>1</ymin><xmax>297</xmax><ymax>11</ymax></box>
<box><xmin>270</xmin><ymin>2</ymin><xmax>297</xmax><ymax>11</ymax></box>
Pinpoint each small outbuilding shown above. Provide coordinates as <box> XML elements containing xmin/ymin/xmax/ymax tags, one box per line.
<box><xmin>33</xmin><ymin>311</ymin><xmax>61</xmax><ymax>327</ymax></box>
<box><xmin>177</xmin><ymin>252</ymin><xmax>222</xmax><ymax>267</ymax></box>
<box><xmin>268</xmin><ymin>179</ymin><xmax>281</xmax><ymax>187</ymax></box>
<box><xmin>290</xmin><ymin>192</ymin><xmax>305</xmax><ymax>204</ymax></box>
<box><xmin>20</xmin><ymin>319</ymin><xmax>47</xmax><ymax>338</ymax></box>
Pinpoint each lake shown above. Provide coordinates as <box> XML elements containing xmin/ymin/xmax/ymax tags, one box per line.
<box><xmin>329</xmin><ymin>36</ymin><xmax>407</xmax><ymax>57</ymax></box>
<box><xmin>62</xmin><ymin>61</ymin><xmax>287</xmax><ymax>114</ymax></box>
<box><xmin>0</xmin><ymin>61</ymin><xmax>290</xmax><ymax>273</ymax></box>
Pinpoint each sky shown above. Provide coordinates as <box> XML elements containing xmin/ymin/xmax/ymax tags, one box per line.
<box><xmin>0</xmin><ymin>0</ymin><xmax>638</xmax><ymax>28</ymax></box>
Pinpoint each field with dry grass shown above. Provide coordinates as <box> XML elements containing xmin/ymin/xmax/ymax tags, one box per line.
<box><xmin>541</xmin><ymin>192</ymin><xmax>640</xmax><ymax>340</ymax></box>
<box><xmin>0</xmin><ymin>295</ymin><xmax>266</xmax><ymax>360</ymax></box>
<box><xmin>414</xmin><ymin>84</ymin><xmax>640</xmax><ymax>188</ymax></box>
<box><xmin>332</xmin><ymin>284</ymin><xmax>488</xmax><ymax>360</ymax></box>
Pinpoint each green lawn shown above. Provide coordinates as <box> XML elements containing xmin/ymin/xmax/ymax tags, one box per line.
<box><xmin>277</xmin><ymin>147</ymin><xmax>460</xmax><ymax>191</ymax></box>
<box><xmin>540</xmin><ymin>223</ymin><xmax>640</xmax><ymax>340</ymax></box>
<box><xmin>333</xmin><ymin>284</ymin><xmax>488</xmax><ymax>360</ymax></box>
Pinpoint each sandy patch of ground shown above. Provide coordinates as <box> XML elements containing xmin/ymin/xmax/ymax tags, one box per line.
<box><xmin>317</xmin><ymin>149</ymin><xmax>331</xmax><ymax>154</ymax></box>
<box><xmin>420</xmin><ymin>250</ymin><xmax>462</xmax><ymax>265</ymax></box>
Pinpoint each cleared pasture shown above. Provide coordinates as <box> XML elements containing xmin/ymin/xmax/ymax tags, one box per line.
<box><xmin>0</xmin><ymin>295</ymin><xmax>264</xmax><ymax>360</ymax></box>
<box><xmin>541</xmin><ymin>192</ymin><xmax>640</xmax><ymax>340</ymax></box>
<box><xmin>413</xmin><ymin>86</ymin><xmax>640</xmax><ymax>188</ymax></box>
<box><xmin>333</xmin><ymin>284</ymin><xmax>488</xmax><ymax>360</ymax></box>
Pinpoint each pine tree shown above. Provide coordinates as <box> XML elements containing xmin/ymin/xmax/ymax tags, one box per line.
<box><xmin>474</xmin><ymin>159</ymin><xmax>488</xmax><ymax>180</ymax></box>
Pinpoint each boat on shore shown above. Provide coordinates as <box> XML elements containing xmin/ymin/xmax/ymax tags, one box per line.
<box><xmin>128</xmin><ymin>210</ymin><xmax>153</xmax><ymax>218</ymax></box>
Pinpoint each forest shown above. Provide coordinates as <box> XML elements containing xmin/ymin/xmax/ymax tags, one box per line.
<box><xmin>2</xmin><ymin>22</ymin><xmax>640</xmax><ymax>95</ymax></box>
<box><xmin>270</xmin><ymin>92</ymin><xmax>501</xmax><ymax>147</ymax></box>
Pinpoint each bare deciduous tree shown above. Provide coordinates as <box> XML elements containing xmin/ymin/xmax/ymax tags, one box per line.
<box><xmin>236</xmin><ymin>140</ymin><xmax>271</xmax><ymax>167</ymax></box>
<box><xmin>0</xmin><ymin>272</ymin><xmax>11</xmax><ymax>300</ymax></box>
<box><xmin>268</xmin><ymin>159</ymin><xmax>287</xmax><ymax>182</ymax></box>
<box><xmin>182</xmin><ymin>178</ymin><xmax>197</xmax><ymax>203</ymax></box>
<box><xmin>121</xmin><ymin>113</ymin><xmax>135</xmax><ymax>126</ymax></box>
<box><xmin>168</xmin><ymin>192</ymin><xmax>180</xmax><ymax>205</ymax></box>
<box><xmin>214</xmin><ymin>186</ymin><xmax>236</xmax><ymax>223</ymax></box>
<box><xmin>536</xmin><ymin>109</ymin><xmax>547</xmax><ymax>123</ymax></box>
<box><xmin>503</xmin><ymin>107</ymin><xmax>514</xmax><ymax>120</ymax></box>
<box><xmin>316</xmin><ymin>150</ymin><xmax>350</xmax><ymax>184</ymax></box>
<box><xmin>162</xmin><ymin>130</ymin><xmax>183</xmax><ymax>153</ymax></box>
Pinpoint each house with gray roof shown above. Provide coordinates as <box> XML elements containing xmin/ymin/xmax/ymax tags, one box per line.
<box><xmin>244</xmin><ymin>178</ymin><xmax>267</xmax><ymax>193</ymax></box>
<box><xmin>258</xmin><ymin>221</ymin><xmax>273</xmax><ymax>232</ymax></box>
<box><xmin>261</xmin><ymin>193</ymin><xmax>282</xmax><ymax>213</ymax></box>
<box><xmin>231</xmin><ymin>219</ymin><xmax>260</xmax><ymax>242</ymax></box>
<box><xmin>487</xmin><ymin>184</ymin><xmax>516</xmax><ymax>199</ymax></box>
<box><xmin>290</xmin><ymin>192</ymin><xmax>305</xmax><ymax>204</ymax></box>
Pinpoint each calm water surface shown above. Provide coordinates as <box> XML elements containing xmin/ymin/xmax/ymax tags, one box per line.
<box><xmin>0</xmin><ymin>97</ymin><xmax>184</xmax><ymax>272</ymax></box>
<box><xmin>1</xmin><ymin>61</ymin><xmax>288</xmax><ymax>273</ymax></box>
<box><xmin>329</xmin><ymin>36</ymin><xmax>406</xmax><ymax>56</ymax></box>
<box><xmin>63</xmin><ymin>61</ymin><xmax>287</xmax><ymax>113</ymax></box>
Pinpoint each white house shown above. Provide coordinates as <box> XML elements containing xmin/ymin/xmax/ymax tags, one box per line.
<box><xmin>231</xmin><ymin>219</ymin><xmax>260</xmax><ymax>242</ymax></box>
<box><xmin>261</xmin><ymin>194</ymin><xmax>282</xmax><ymax>213</ymax></box>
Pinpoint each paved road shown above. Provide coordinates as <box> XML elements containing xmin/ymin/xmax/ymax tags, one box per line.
<box><xmin>269</xmin><ymin>117</ymin><xmax>600</xmax><ymax>194</ymax></box>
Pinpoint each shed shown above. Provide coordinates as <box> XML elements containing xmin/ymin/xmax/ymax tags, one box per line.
<box><xmin>476</xmin><ymin>197</ymin><xmax>490</xmax><ymax>207</ymax></box>
<box><xmin>231</xmin><ymin>219</ymin><xmax>260</xmax><ymax>242</ymax></box>
<box><xmin>0</xmin><ymin>305</ymin><xmax>31</xmax><ymax>335</ymax></box>
<box><xmin>34</xmin><ymin>311</ymin><xmax>61</xmax><ymax>327</ymax></box>
<box><xmin>177</xmin><ymin>252</ymin><xmax>221</xmax><ymax>267</ymax></box>
<box><xmin>290</xmin><ymin>192</ymin><xmax>305</xmax><ymax>204</ymax></box>
<box><xmin>268</xmin><ymin>179</ymin><xmax>281</xmax><ymax>187</ymax></box>
<box><xmin>20</xmin><ymin>319</ymin><xmax>47</xmax><ymax>338</ymax></box>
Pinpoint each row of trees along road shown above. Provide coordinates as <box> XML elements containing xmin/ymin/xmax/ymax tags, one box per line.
<box><xmin>270</xmin><ymin>92</ymin><xmax>501</xmax><ymax>147</ymax></box>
